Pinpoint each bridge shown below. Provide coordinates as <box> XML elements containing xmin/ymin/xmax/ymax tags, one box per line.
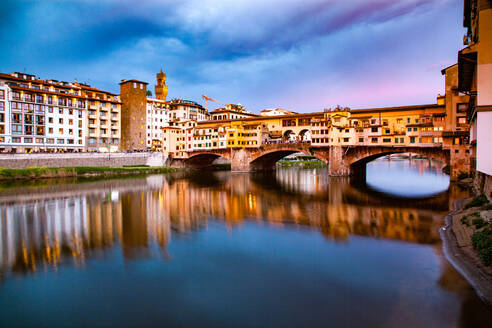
<box><xmin>179</xmin><ymin>142</ymin><xmax>450</xmax><ymax>177</ymax></box>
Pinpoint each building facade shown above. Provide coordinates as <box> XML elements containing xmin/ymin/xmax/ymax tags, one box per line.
<box><xmin>0</xmin><ymin>72</ymin><xmax>87</xmax><ymax>152</ymax></box>
<box><xmin>458</xmin><ymin>0</ymin><xmax>492</xmax><ymax>179</ymax></box>
<box><xmin>0</xmin><ymin>72</ymin><xmax>122</xmax><ymax>153</ymax></box>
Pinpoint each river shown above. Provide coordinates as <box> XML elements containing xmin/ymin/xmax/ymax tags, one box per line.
<box><xmin>0</xmin><ymin>158</ymin><xmax>491</xmax><ymax>327</ymax></box>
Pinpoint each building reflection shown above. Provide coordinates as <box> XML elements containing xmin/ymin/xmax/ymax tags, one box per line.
<box><xmin>0</xmin><ymin>166</ymin><xmax>466</xmax><ymax>277</ymax></box>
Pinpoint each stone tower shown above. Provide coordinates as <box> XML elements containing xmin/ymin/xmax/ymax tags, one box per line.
<box><xmin>120</xmin><ymin>79</ymin><xmax>148</xmax><ymax>151</ymax></box>
<box><xmin>155</xmin><ymin>67</ymin><xmax>168</xmax><ymax>101</ymax></box>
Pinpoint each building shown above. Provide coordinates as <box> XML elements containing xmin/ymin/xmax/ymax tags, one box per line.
<box><xmin>162</xmin><ymin>120</ymin><xmax>196</xmax><ymax>158</ymax></box>
<box><xmin>168</xmin><ymin>99</ymin><xmax>208</xmax><ymax>122</ymax></box>
<box><xmin>76</xmin><ymin>83</ymin><xmax>121</xmax><ymax>152</ymax></box>
<box><xmin>210</xmin><ymin>104</ymin><xmax>258</xmax><ymax>121</ymax></box>
<box><xmin>260</xmin><ymin>108</ymin><xmax>298</xmax><ymax>116</ymax></box>
<box><xmin>0</xmin><ymin>72</ymin><xmax>87</xmax><ymax>152</ymax></box>
<box><xmin>458</xmin><ymin>0</ymin><xmax>492</xmax><ymax>183</ymax></box>
<box><xmin>120</xmin><ymin>79</ymin><xmax>149</xmax><ymax>151</ymax></box>
<box><xmin>146</xmin><ymin>98</ymin><xmax>169</xmax><ymax>151</ymax></box>
<box><xmin>154</xmin><ymin>67</ymin><xmax>168</xmax><ymax>101</ymax></box>
<box><xmin>121</xmin><ymin>70</ymin><xmax>209</xmax><ymax>151</ymax></box>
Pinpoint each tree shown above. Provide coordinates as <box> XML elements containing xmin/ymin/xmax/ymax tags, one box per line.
<box><xmin>146</xmin><ymin>90</ymin><xmax>152</xmax><ymax>97</ymax></box>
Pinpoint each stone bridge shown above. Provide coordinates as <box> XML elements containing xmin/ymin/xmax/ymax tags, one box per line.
<box><xmin>179</xmin><ymin>143</ymin><xmax>455</xmax><ymax>178</ymax></box>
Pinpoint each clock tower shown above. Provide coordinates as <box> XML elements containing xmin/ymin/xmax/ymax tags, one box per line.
<box><xmin>155</xmin><ymin>67</ymin><xmax>168</xmax><ymax>101</ymax></box>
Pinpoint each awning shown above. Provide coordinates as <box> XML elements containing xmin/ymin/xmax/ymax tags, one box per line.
<box><xmin>458</xmin><ymin>49</ymin><xmax>477</xmax><ymax>92</ymax></box>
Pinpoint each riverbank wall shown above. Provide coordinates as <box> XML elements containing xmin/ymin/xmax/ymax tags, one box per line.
<box><xmin>442</xmin><ymin>196</ymin><xmax>492</xmax><ymax>307</ymax></box>
<box><xmin>474</xmin><ymin>171</ymin><xmax>492</xmax><ymax>202</ymax></box>
<box><xmin>0</xmin><ymin>152</ymin><xmax>167</xmax><ymax>169</ymax></box>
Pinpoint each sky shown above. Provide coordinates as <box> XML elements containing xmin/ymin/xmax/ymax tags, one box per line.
<box><xmin>0</xmin><ymin>0</ymin><xmax>465</xmax><ymax>113</ymax></box>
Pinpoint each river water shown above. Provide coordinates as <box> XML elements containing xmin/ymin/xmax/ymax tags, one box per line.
<box><xmin>0</xmin><ymin>159</ymin><xmax>491</xmax><ymax>327</ymax></box>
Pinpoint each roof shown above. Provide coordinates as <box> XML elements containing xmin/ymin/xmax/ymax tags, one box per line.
<box><xmin>458</xmin><ymin>48</ymin><xmax>477</xmax><ymax>92</ymax></box>
<box><xmin>119</xmin><ymin>79</ymin><xmax>149</xmax><ymax>85</ymax></box>
<box><xmin>441</xmin><ymin>63</ymin><xmax>458</xmax><ymax>75</ymax></box>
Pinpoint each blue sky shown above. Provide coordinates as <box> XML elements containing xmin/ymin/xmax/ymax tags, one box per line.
<box><xmin>0</xmin><ymin>0</ymin><xmax>464</xmax><ymax>112</ymax></box>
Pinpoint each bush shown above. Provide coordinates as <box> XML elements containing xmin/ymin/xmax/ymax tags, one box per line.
<box><xmin>472</xmin><ymin>227</ymin><xmax>492</xmax><ymax>266</ymax></box>
<box><xmin>479</xmin><ymin>245</ymin><xmax>492</xmax><ymax>266</ymax></box>
<box><xmin>465</xmin><ymin>194</ymin><xmax>489</xmax><ymax>209</ymax></box>
<box><xmin>472</xmin><ymin>217</ymin><xmax>487</xmax><ymax>229</ymax></box>
<box><xmin>461</xmin><ymin>216</ymin><xmax>470</xmax><ymax>226</ymax></box>
<box><xmin>458</xmin><ymin>171</ymin><xmax>469</xmax><ymax>180</ymax></box>
<box><xmin>442</xmin><ymin>165</ymin><xmax>451</xmax><ymax>175</ymax></box>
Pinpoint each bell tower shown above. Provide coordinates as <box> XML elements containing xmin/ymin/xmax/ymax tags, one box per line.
<box><xmin>155</xmin><ymin>67</ymin><xmax>168</xmax><ymax>101</ymax></box>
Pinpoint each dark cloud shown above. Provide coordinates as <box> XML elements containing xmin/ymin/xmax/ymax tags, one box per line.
<box><xmin>0</xmin><ymin>0</ymin><xmax>462</xmax><ymax>111</ymax></box>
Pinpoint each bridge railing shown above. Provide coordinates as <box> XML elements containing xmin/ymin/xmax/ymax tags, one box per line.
<box><xmin>262</xmin><ymin>140</ymin><xmax>311</xmax><ymax>145</ymax></box>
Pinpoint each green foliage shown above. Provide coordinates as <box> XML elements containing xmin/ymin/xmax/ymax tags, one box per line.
<box><xmin>472</xmin><ymin>226</ymin><xmax>492</xmax><ymax>266</ymax></box>
<box><xmin>442</xmin><ymin>165</ymin><xmax>451</xmax><ymax>175</ymax></box>
<box><xmin>146</xmin><ymin>90</ymin><xmax>152</xmax><ymax>97</ymax></box>
<box><xmin>457</xmin><ymin>171</ymin><xmax>469</xmax><ymax>180</ymax></box>
<box><xmin>464</xmin><ymin>194</ymin><xmax>489</xmax><ymax>209</ymax></box>
<box><xmin>461</xmin><ymin>216</ymin><xmax>470</xmax><ymax>227</ymax></box>
<box><xmin>472</xmin><ymin>217</ymin><xmax>487</xmax><ymax>229</ymax></box>
<box><xmin>0</xmin><ymin>166</ymin><xmax>176</xmax><ymax>181</ymax></box>
<box><xmin>277</xmin><ymin>160</ymin><xmax>328</xmax><ymax>168</ymax></box>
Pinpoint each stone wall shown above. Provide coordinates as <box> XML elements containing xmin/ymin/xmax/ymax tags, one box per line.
<box><xmin>475</xmin><ymin>171</ymin><xmax>492</xmax><ymax>201</ymax></box>
<box><xmin>0</xmin><ymin>152</ymin><xmax>166</xmax><ymax>169</ymax></box>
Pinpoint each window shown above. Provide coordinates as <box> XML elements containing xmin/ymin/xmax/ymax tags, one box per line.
<box><xmin>0</xmin><ymin>102</ymin><xmax>4</xmax><ymax>111</ymax></box>
<box><xmin>12</xmin><ymin>113</ymin><xmax>21</xmax><ymax>123</ymax></box>
<box><xmin>457</xmin><ymin>103</ymin><xmax>468</xmax><ymax>113</ymax></box>
<box><xmin>383</xmin><ymin>138</ymin><xmax>391</xmax><ymax>143</ymax></box>
<box><xmin>0</xmin><ymin>90</ymin><xmax>4</xmax><ymax>99</ymax></box>
<box><xmin>12</xmin><ymin>125</ymin><xmax>22</xmax><ymax>134</ymax></box>
<box><xmin>24</xmin><ymin>138</ymin><xmax>32</xmax><ymax>143</ymax></box>
<box><xmin>371</xmin><ymin>127</ymin><xmax>378</xmax><ymax>133</ymax></box>
<box><xmin>59</xmin><ymin>118</ymin><xmax>63</xmax><ymax>124</ymax></box>
<box><xmin>56</xmin><ymin>139</ymin><xmax>64</xmax><ymax>144</ymax></box>
<box><xmin>410</xmin><ymin>136</ymin><xmax>416</xmax><ymax>143</ymax></box>
<box><xmin>12</xmin><ymin>137</ymin><xmax>21</xmax><ymax>143</ymax></box>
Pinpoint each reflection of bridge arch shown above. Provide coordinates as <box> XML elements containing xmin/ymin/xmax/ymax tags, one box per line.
<box><xmin>344</xmin><ymin>146</ymin><xmax>449</xmax><ymax>176</ymax></box>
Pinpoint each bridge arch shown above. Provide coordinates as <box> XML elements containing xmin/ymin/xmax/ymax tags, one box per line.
<box><xmin>184</xmin><ymin>150</ymin><xmax>231</xmax><ymax>168</ymax></box>
<box><xmin>249</xmin><ymin>144</ymin><xmax>327</xmax><ymax>170</ymax></box>
<box><xmin>344</xmin><ymin>146</ymin><xmax>450</xmax><ymax>176</ymax></box>
<box><xmin>299</xmin><ymin>129</ymin><xmax>311</xmax><ymax>142</ymax></box>
<box><xmin>283</xmin><ymin>130</ymin><xmax>296</xmax><ymax>142</ymax></box>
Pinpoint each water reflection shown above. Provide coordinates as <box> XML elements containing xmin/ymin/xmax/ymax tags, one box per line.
<box><xmin>0</xmin><ymin>166</ymin><xmax>465</xmax><ymax>276</ymax></box>
<box><xmin>367</xmin><ymin>158</ymin><xmax>450</xmax><ymax>197</ymax></box>
<box><xmin>0</xmin><ymin>164</ymin><xmax>490</xmax><ymax>327</ymax></box>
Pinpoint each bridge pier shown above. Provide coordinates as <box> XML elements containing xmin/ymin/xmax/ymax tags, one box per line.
<box><xmin>328</xmin><ymin>146</ymin><xmax>351</xmax><ymax>176</ymax></box>
<box><xmin>230</xmin><ymin>148</ymin><xmax>252</xmax><ymax>171</ymax></box>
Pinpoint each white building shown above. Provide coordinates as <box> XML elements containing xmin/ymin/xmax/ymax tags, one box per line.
<box><xmin>146</xmin><ymin>98</ymin><xmax>169</xmax><ymax>150</ymax></box>
<box><xmin>0</xmin><ymin>72</ymin><xmax>87</xmax><ymax>152</ymax></box>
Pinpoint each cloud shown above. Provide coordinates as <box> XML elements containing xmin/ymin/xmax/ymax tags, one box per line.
<box><xmin>0</xmin><ymin>0</ymin><xmax>462</xmax><ymax>112</ymax></box>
